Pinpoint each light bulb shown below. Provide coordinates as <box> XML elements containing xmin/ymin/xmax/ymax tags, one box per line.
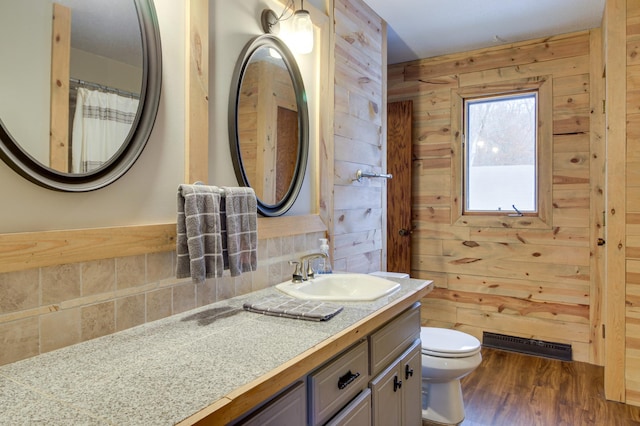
<box><xmin>291</xmin><ymin>10</ymin><xmax>313</xmax><ymax>54</ymax></box>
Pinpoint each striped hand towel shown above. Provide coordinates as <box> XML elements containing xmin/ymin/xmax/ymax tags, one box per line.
<box><xmin>176</xmin><ymin>184</ymin><xmax>225</xmax><ymax>282</ymax></box>
<box><xmin>243</xmin><ymin>294</ymin><xmax>343</xmax><ymax>322</ymax></box>
<box><xmin>221</xmin><ymin>187</ymin><xmax>258</xmax><ymax>276</ymax></box>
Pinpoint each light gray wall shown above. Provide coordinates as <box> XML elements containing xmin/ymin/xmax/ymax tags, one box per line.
<box><xmin>0</xmin><ymin>1</ymin><xmax>52</xmax><ymax>165</ymax></box>
<box><xmin>0</xmin><ymin>0</ymin><xmax>323</xmax><ymax>235</ymax></box>
<box><xmin>209</xmin><ymin>0</ymin><xmax>322</xmax><ymax>216</ymax></box>
<box><xmin>0</xmin><ymin>0</ymin><xmax>185</xmax><ymax>234</ymax></box>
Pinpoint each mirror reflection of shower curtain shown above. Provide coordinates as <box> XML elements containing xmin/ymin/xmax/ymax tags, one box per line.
<box><xmin>71</xmin><ymin>87</ymin><xmax>139</xmax><ymax>173</ymax></box>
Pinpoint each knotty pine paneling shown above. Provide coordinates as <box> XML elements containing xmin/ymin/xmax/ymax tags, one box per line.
<box><xmin>329</xmin><ymin>0</ymin><xmax>386</xmax><ymax>273</ymax></box>
<box><xmin>389</xmin><ymin>30</ymin><xmax>604</xmax><ymax>365</ymax></box>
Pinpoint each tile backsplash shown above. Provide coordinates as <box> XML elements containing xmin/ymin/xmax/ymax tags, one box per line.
<box><xmin>0</xmin><ymin>231</ymin><xmax>325</xmax><ymax>366</ymax></box>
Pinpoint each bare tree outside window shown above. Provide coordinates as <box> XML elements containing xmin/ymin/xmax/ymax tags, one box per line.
<box><xmin>464</xmin><ymin>92</ymin><xmax>537</xmax><ymax>212</ymax></box>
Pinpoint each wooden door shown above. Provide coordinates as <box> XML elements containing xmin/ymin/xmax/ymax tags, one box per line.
<box><xmin>387</xmin><ymin>101</ymin><xmax>413</xmax><ymax>274</ymax></box>
<box><xmin>276</xmin><ymin>106</ymin><xmax>298</xmax><ymax>202</ymax></box>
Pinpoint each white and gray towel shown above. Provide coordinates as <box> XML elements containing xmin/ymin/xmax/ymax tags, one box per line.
<box><xmin>177</xmin><ymin>184</ymin><xmax>225</xmax><ymax>282</ymax></box>
<box><xmin>243</xmin><ymin>294</ymin><xmax>343</xmax><ymax>322</ymax></box>
<box><xmin>221</xmin><ymin>186</ymin><xmax>258</xmax><ymax>277</ymax></box>
<box><xmin>177</xmin><ymin>184</ymin><xmax>257</xmax><ymax>283</ymax></box>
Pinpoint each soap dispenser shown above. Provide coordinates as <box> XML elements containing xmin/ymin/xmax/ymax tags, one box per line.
<box><xmin>316</xmin><ymin>238</ymin><xmax>332</xmax><ymax>274</ymax></box>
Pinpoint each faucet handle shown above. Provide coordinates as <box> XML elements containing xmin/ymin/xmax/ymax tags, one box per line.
<box><xmin>288</xmin><ymin>261</ymin><xmax>303</xmax><ymax>283</ymax></box>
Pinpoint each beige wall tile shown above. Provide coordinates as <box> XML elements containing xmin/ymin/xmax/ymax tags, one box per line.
<box><xmin>216</xmin><ymin>276</ymin><xmax>235</xmax><ymax>301</ymax></box>
<box><xmin>81</xmin><ymin>301</ymin><xmax>115</xmax><ymax>341</ymax></box>
<box><xmin>147</xmin><ymin>287</ymin><xmax>172</xmax><ymax>322</ymax></box>
<box><xmin>116</xmin><ymin>294</ymin><xmax>145</xmax><ymax>332</ymax></box>
<box><xmin>0</xmin><ymin>269</ymin><xmax>39</xmax><ymax>314</ymax></box>
<box><xmin>236</xmin><ymin>272</ymin><xmax>252</xmax><ymax>296</ymax></box>
<box><xmin>1</xmin><ymin>231</ymin><xmax>325</xmax><ymax>363</ymax></box>
<box><xmin>0</xmin><ymin>317</ymin><xmax>39</xmax><ymax>365</ymax></box>
<box><xmin>116</xmin><ymin>255</ymin><xmax>146</xmax><ymax>289</ymax></box>
<box><xmin>147</xmin><ymin>252</ymin><xmax>174</xmax><ymax>283</ymax></box>
<box><xmin>269</xmin><ymin>262</ymin><xmax>283</xmax><ymax>285</ymax></box>
<box><xmin>267</xmin><ymin>237</ymin><xmax>282</xmax><ymax>258</ymax></box>
<box><xmin>258</xmin><ymin>239</ymin><xmax>268</xmax><ymax>262</ymax></box>
<box><xmin>82</xmin><ymin>259</ymin><xmax>116</xmax><ymax>296</ymax></box>
<box><xmin>172</xmin><ymin>283</ymin><xmax>195</xmax><ymax>314</ymax></box>
<box><xmin>41</xmin><ymin>264</ymin><xmax>81</xmax><ymax>305</ymax></box>
<box><xmin>293</xmin><ymin>234</ymin><xmax>307</xmax><ymax>252</ymax></box>
<box><xmin>252</xmin><ymin>265</ymin><xmax>269</xmax><ymax>291</ymax></box>
<box><xmin>40</xmin><ymin>308</ymin><xmax>81</xmax><ymax>353</ymax></box>
<box><xmin>282</xmin><ymin>236</ymin><xmax>294</xmax><ymax>258</ymax></box>
<box><xmin>196</xmin><ymin>279</ymin><xmax>217</xmax><ymax>307</ymax></box>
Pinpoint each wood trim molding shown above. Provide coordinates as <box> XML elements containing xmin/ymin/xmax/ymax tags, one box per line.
<box><xmin>49</xmin><ymin>3</ymin><xmax>71</xmax><ymax>172</ymax></box>
<box><xmin>0</xmin><ymin>224</ymin><xmax>176</xmax><ymax>274</ymax></box>
<box><xmin>604</xmin><ymin>0</ymin><xmax>627</xmax><ymax>403</ymax></box>
<box><xmin>256</xmin><ymin>214</ymin><xmax>327</xmax><ymax>240</ymax></box>
<box><xmin>185</xmin><ymin>0</ymin><xmax>209</xmax><ymax>184</ymax></box>
<box><xmin>0</xmin><ymin>215</ymin><xmax>327</xmax><ymax>274</ymax></box>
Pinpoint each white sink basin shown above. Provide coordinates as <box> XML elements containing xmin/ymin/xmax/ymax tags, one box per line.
<box><xmin>275</xmin><ymin>273</ymin><xmax>401</xmax><ymax>301</ymax></box>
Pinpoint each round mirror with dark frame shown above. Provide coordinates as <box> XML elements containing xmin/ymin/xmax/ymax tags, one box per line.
<box><xmin>229</xmin><ymin>34</ymin><xmax>309</xmax><ymax>217</ymax></box>
<box><xmin>0</xmin><ymin>0</ymin><xmax>162</xmax><ymax>192</ymax></box>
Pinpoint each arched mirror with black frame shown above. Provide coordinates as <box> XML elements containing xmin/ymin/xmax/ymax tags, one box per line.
<box><xmin>229</xmin><ymin>34</ymin><xmax>309</xmax><ymax>217</ymax></box>
<box><xmin>0</xmin><ymin>0</ymin><xmax>162</xmax><ymax>192</ymax></box>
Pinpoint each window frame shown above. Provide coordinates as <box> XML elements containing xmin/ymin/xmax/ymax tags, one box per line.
<box><xmin>451</xmin><ymin>76</ymin><xmax>552</xmax><ymax>229</ymax></box>
<box><xmin>463</xmin><ymin>90</ymin><xmax>538</xmax><ymax>215</ymax></box>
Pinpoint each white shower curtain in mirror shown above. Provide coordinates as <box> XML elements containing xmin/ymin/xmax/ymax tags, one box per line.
<box><xmin>71</xmin><ymin>87</ymin><xmax>139</xmax><ymax>173</ymax></box>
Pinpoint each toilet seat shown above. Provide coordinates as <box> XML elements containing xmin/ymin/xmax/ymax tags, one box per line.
<box><xmin>420</xmin><ymin>327</ymin><xmax>481</xmax><ymax>358</ymax></box>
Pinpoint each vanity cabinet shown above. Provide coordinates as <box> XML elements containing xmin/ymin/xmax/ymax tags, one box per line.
<box><xmin>231</xmin><ymin>302</ymin><xmax>422</xmax><ymax>426</ymax></box>
<box><xmin>370</xmin><ymin>341</ymin><xmax>422</xmax><ymax>426</ymax></box>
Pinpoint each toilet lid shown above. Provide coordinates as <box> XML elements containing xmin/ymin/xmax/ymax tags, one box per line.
<box><xmin>420</xmin><ymin>327</ymin><xmax>481</xmax><ymax>357</ymax></box>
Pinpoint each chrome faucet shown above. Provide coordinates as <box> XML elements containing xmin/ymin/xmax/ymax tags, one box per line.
<box><xmin>290</xmin><ymin>252</ymin><xmax>328</xmax><ymax>282</ymax></box>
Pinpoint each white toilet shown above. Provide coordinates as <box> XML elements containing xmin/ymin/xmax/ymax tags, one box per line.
<box><xmin>420</xmin><ymin>327</ymin><xmax>482</xmax><ymax>425</ymax></box>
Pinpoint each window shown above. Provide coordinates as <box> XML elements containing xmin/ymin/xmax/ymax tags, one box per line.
<box><xmin>464</xmin><ymin>92</ymin><xmax>537</xmax><ymax>214</ymax></box>
<box><xmin>451</xmin><ymin>76</ymin><xmax>552</xmax><ymax>229</ymax></box>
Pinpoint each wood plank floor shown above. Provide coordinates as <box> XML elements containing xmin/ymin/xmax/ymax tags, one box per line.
<box><xmin>452</xmin><ymin>348</ymin><xmax>640</xmax><ymax>426</ymax></box>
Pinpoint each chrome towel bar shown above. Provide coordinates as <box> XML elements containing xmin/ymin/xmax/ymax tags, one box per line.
<box><xmin>353</xmin><ymin>169</ymin><xmax>393</xmax><ymax>182</ymax></box>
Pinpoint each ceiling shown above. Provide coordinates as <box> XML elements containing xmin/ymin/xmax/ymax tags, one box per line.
<box><xmin>362</xmin><ymin>0</ymin><xmax>606</xmax><ymax>64</ymax></box>
<box><xmin>58</xmin><ymin>0</ymin><xmax>142</xmax><ymax>66</ymax></box>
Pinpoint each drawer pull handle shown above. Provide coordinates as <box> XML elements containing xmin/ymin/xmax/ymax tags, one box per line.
<box><xmin>337</xmin><ymin>370</ymin><xmax>360</xmax><ymax>390</ymax></box>
<box><xmin>393</xmin><ymin>376</ymin><xmax>402</xmax><ymax>392</ymax></box>
<box><xmin>405</xmin><ymin>365</ymin><xmax>414</xmax><ymax>379</ymax></box>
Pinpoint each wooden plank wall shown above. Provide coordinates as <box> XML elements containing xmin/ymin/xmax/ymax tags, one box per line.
<box><xmin>329</xmin><ymin>0</ymin><xmax>386</xmax><ymax>272</ymax></box>
<box><xmin>237</xmin><ymin>61</ymin><xmax>295</xmax><ymax>202</ymax></box>
<box><xmin>626</xmin><ymin>0</ymin><xmax>640</xmax><ymax>406</ymax></box>
<box><xmin>388</xmin><ymin>30</ymin><xmax>605</xmax><ymax>364</ymax></box>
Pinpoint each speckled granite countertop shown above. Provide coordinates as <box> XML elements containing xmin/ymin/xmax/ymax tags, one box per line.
<box><xmin>0</xmin><ymin>277</ymin><xmax>432</xmax><ymax>425</ymax></box>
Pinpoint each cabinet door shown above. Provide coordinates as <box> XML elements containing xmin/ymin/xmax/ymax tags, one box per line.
<box><xmin>370</xmin><ymin>357</ymin><xmax>402</xmax><ymax>426</ymax></box>
<box><xmin>401</xmin><ymin>342</ymin><xmax>422</xmax><ymax>426</ymax></box>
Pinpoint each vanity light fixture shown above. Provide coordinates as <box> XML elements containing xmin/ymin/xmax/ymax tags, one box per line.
<box><xmin>261</xmin><ymin>0</ymin><xmax>314</xmax><ymax>54</ymax></box>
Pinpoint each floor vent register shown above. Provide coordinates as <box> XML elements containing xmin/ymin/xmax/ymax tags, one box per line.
<box><xmin>482</xmin><ymin>332</ymin><xmax>572</xmax><ymax>361</ymax></box>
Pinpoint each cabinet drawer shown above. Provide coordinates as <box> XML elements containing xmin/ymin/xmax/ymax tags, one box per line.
<box><xmin>235</xmin><ymin>381</ymin><xmax>306</xmax><ymax>426</ymax></box>
<box><xmin>368</xmin><ymin>302</ymin><xmax>420</xmax><ymax>376</ymax></box>
<box><xmin>308</xmin><ymin>339</ymin><xmax>369</xmax><ymax>426</ymax></box>
<box><xmin>325</xmin><ymin>388</ymin><xmax>371</xmax><ymax>426</ymax></box>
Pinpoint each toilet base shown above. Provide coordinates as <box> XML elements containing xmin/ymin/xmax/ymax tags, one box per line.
<box><xmin>421</xmin><ymin>379</ymin><xmax>465</xmax><ymax>425</ymax></box>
